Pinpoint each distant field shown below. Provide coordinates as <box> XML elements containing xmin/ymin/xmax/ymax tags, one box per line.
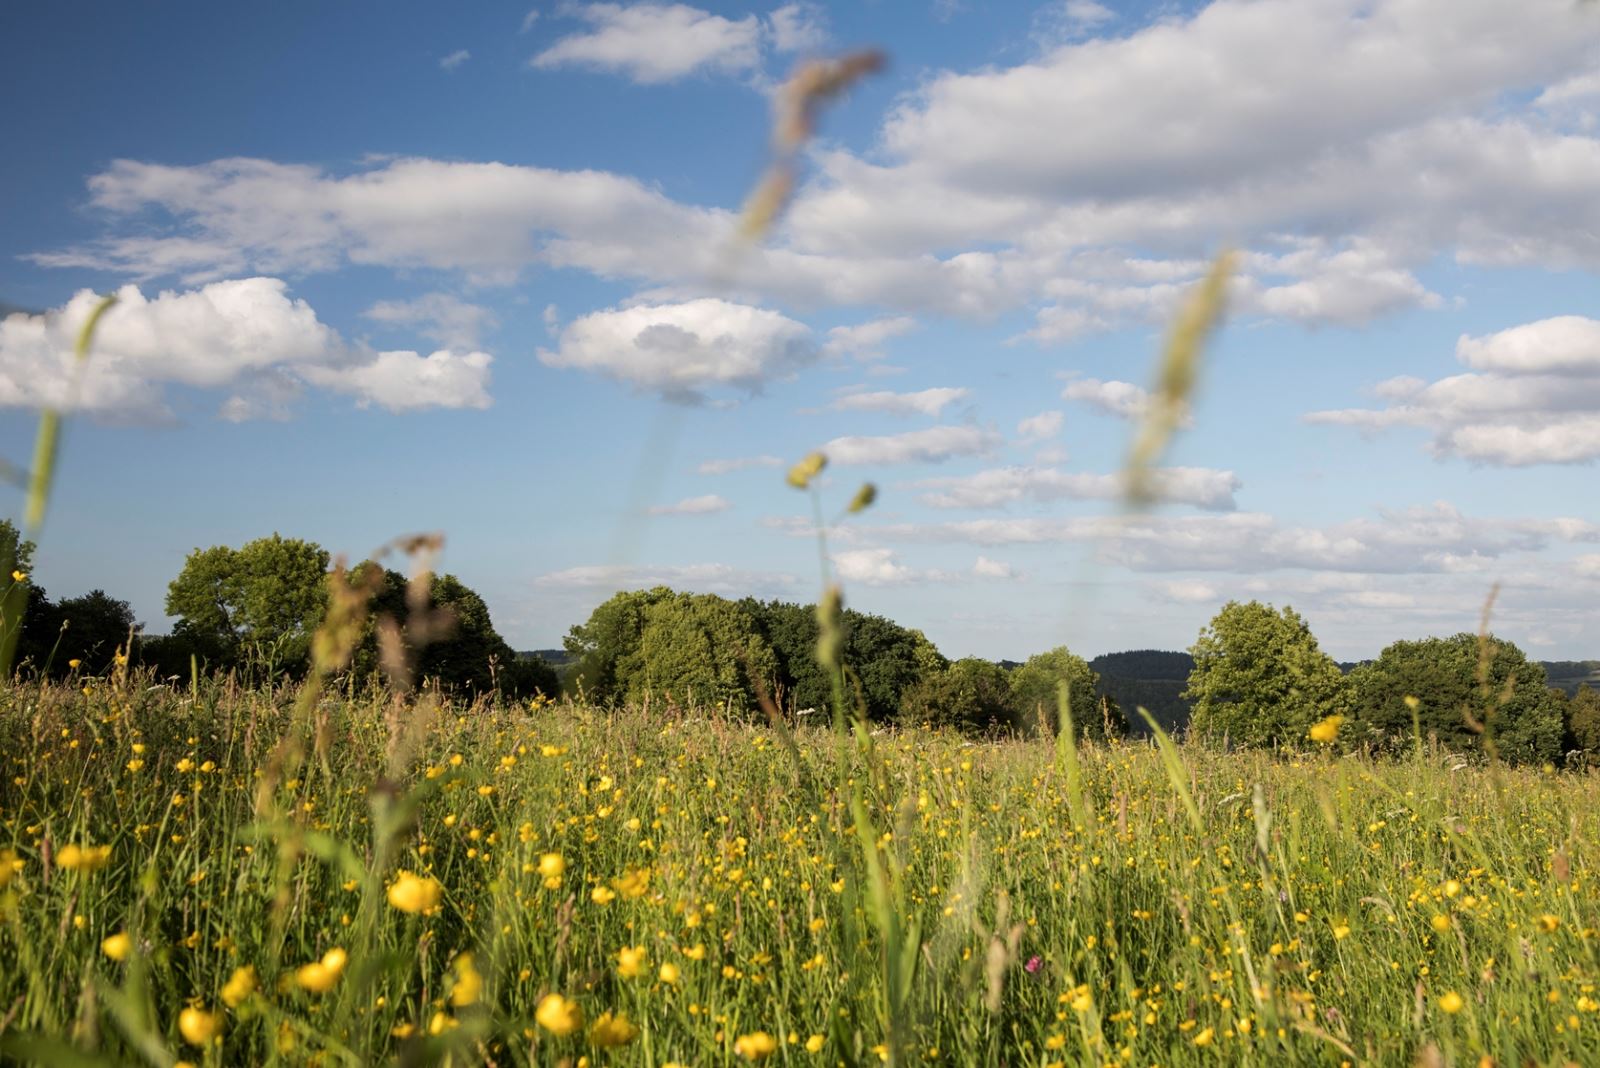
<box><xmin>2</xmin><ymin>678</ymin><xmax>1598</xmax><ymax>1066</ymax></box>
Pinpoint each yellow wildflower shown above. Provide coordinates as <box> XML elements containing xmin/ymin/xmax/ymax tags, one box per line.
<box><xmin>1439</xmin><ymin>991</ymin><xmax>1465</xmax><ymax>1014</ymax></box>
<box><xmin>589</xmin><ymin>1011</ymin><xmax>639</xmax><ymax>1047</ymax></box>
<box><xmin>101</xmin><ymin>931</ymin><xmax>132</xmax><ymax>961</ymax></box>
<box><xmin>735</xmin><ymin>1031</ymin><xmax>779</xmax><ymax>1060</ymax></box>
<box><xmin>221</xmin><ymin>965</ymin><xmax>256</xmax><ymax>1008</ymax></box>
<box><xmin>617</xmin><ymin>945</ymin><xmax>648</xmax><ymax>979</ymax></box>
<box><xmin>57</xmin><ymin>843</ymin><xmax>112</xmax><ymax>872</ymax></box>
<box><xmin>178</xmin><ymin>1006</ymin><xmax>220</xmax><ymax>1047</ymax></box>
<box><xmin>1307</xmin><ymin>715</ymin><xmax>1344</xmax><ymax>744</ymax></box>
<box><xmin>295</xmin><ymin>947</ymin><xmax>348</xmax><ymax>993</ymax></box>
<box><xmin>536</xmin><ymin>993</ymin><xmax>584</xmax><ymax>1036</ymax></box>
<box><xmin>450</xmin><ymin>952</ymin><xmax>483</xmax><ymax>1007</ymax></box>
<box><xmin>386</xmin><ymin>871</ymin><xmax>443</xmax><ymax>914</ymax></box>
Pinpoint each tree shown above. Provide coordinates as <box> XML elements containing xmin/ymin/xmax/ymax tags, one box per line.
<box><xmin>0</xmin><ymin>519</ymin><xmax>36</xmax><ymax>675</ymax></box>
<box><xmin>899</xmin><ymin>657</ymin><xmax>1015</xmax><ymax>735</ymax></box>
<box><xmin>1567</xmin><ymin>684</ymin><xmax>1600</xmax><ymax>756</ymax></box>
<box><xmin>1184</xmin><ymin>601</ymin><xmax>1346</xmax><ymax>748</ymax></box>
<box><xmin>843</xmin><ymin>611</ymin><xmax>942</xmax><ymax>723</ymax></box>
<box><xmin>165</xmin><ymin>534</ymin><xmax>330</xmax><ymax>673</ymax></box>
<box><xmin>563</xmin><ymin>587</ymin><xmax>673</xmax><ymax>703</ymax></box>
<box><xmin>1347</xmin><ymin>633</ymin><xmax>1565</xmax><ymax>764</ymax></box>
<box><xmin>347</xmin><ymin>564</ymin><xmax>557</xmax><ymax>698</ymax></box>
<box><xmin>631</xmin><ymin>593</ymin><xmax>777</xmax><ymax>715</ymax></box>
<box><xmin>55</xmin><ymin>590</ymin><xmax>137</xmax><ymax>673</ymax></box>
<box><xmin>740</xmin><ymin>598</ymin><xmax>834</xmax><ymax>713</ymax></box>
<box><xmin>1010</xmin><ymin>646</ymin><xmax>1127</xmax><ymax>742</ymax></box>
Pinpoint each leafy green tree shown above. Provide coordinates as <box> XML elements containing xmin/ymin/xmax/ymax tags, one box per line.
<box><xmin>344</xmin><ymin>564</ymin><xmax>555</xmax><ymax>698</ymax></box>
<box><xmin>0</xmin><ymin>519</ymin><xmax>36</xmax><ymax>675</ymax></box>
<box><xmin>1347</xmin><ymin>633</ymin><xmax>1565</xmax><ymax>764</ymax></box>
<box><xmin>631</xmin><ymin>593</ymin><xmax>777</xmax><ymax>715</ymax></box>
<box><xmin>899</xmin><ymin>657</ymin><xmax>1015</xmax><ymax>735</ymax></box>
<box><xmin>1010</xmin><ymin>646</ymin><xmax>1127</xmax><ymax>742</ymax></box>
<box><xmin>563</xmin><ymin>587</ymin><xmax>673</xmax><ymax>703</ymax></box>
<box><xmin>740</xmin><ymin>598</ymin><xmax>834</xmax><ymax>713</ymax></box>
<box><xmin>1184</xmin><ymin>601</ymin><xmax>1346</xmax><ymax>748</ymax></box>
<box><xmin>843</xmin><ymin>611</ymin><xmax>942</xmax><ymax>723</ymax></box>
<box><xmin>165</xmin><ymin>534</ymin><xmax>330</xmax><ymax>672</ymax></box>
<box><xmin>55</xmin><ymin>590</ymin><xmax>137</xmax><ymax>673</ymax></box>
<box><xmin>1568</xmin><ymin>684</ymin><xmax>1600</xmax><ymax>756</ymax></box>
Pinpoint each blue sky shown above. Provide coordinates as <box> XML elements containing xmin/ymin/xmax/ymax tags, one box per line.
<box><xmin>5</xmin><ymin>0</ymin><xmax>1600</xmax><ymax>662</ymax></box>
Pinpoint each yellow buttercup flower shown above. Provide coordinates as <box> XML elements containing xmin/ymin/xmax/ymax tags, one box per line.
<box><xmin>658</xmin><ymin>961</ymin><xmax>680</xmax><ymax>984</ymax></box>
<box><xmin>178</xmin><ymin>1006</ymin><xmax>220</xmax><ymax>1047</ymax></box>
<box><xmin>387</xmin><ymin>871</ymin><xmax>443</xmax><ymax>914</ymax></box>
<box><xmin>589</xmin><ymin>1011</ymin><xmax>639</xmax><ymax>1047</ymax></box>
<box><xmin>538</xmin><ymin>853</ymin><xmax>565</xmax><ymax>880</ymax></box>
<box><xmin>1192</xmin><ymin>1026</ymin><xmax>1214</xmax><ymax>1047</ymax></box>
<box><xmin>221</xmin><ymin>965</ymin><xmax>256</xmax><ymax>1008</ymax></box>
<box><xmin>10</xmin><ymin>570</ymin><xmax>25</xmax><ymax>583</ymax></box>
<box><xmin>805</xmin><ymin>1034</ymin><xmax>825</xmax><ymax>1053</ymax></box>
<box><xmin>535</xmin><ymin>993</ymin><xmax>584</xmax><ymax>1036</ymax></box>
<box><xmin>617</xmin><ymin>945</ymin><xmax>648</xmax><ymax>979</ymax></box>
<box><xmin>450</xmin><ymin>952</ymin><xmax>483</xmax><ymax>1007</ymax></box>
<box><xmin>295</xmin><ymin>947</ymin><xmax>347</xmax><ymax>993</ymax></box>
<box><xmin>1438</xmin><ymin>991</ymin><xmax>1465</xmax><ymax>1014</ymax></box>
<box><xmin>101</xmin><ymin>931</ymin><xmax>132</xmax><ymax>961</ymax></box>
<box><xmin>57</xmin><ymin>844</ymin><xmax>112</xmax><ymax>872</ymax></box>
<box><xmin>734</xmin><ymin>1031</ymin><xmax>778</xmax><ymax>1060</ymax></box>
<box><xmin>1307</xmin><ymin>715</ymin><xmax>1344</xmax><ymax>744</ymax></box>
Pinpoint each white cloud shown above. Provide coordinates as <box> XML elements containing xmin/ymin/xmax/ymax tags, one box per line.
<box><xmin>822</xmin><ymin>316</ymin><xmax>918</xmax><ymax>360</ymax></box>
<box><xmin>0</xmin><ymin>278</ymin><xmax>491</xmax><ymax>419</ymax></box>
<box><xmin>1060</xmin><ymin>378</ymin><xmax>1150</xmax><ymax>419</ymax></box>
<box><xmin>363</xmin><ymin>292</ymin><xmax>497</xmax><ymax>349</ymax></box>
<box><xmin>534</xmin><ymin>562</ymin><xmax>798</xmax><ymax>593</ymax></box>
<box><xmin>833</xmin><ymin>548</ymin><xmax>922</xmax><ymax>586</ymax></box>
<box><xmin>823</xmin><ymin>425</ymin><xmax>999</xmax><ymax>466</ymax></box>
<box><xmin>1155</xmin><ymin>579</ymin><xmax>1219</xmax><ymax>604</ymax></box>
<box><xmin>1016</xmin><ymin>410</ymin><xmax>1063</xmax><ymax>441</ymax></box>
<box><xmin>911</xmin><ymin>465</ymin><xmax>1240</xmax><ymax>511</ymax></box>
<box><xmin>1307</xmin><ymin>315</ymin><xmax>1600</xmax><ymax>465</ymax></box>
<box><xmin>306</xmin><ymin>349</ymin><xmax>492</xmax><ymax>413</ymax></box>
<box><xmin>768</xmin><ymin>2</ymin><xmax>827</xmax><ymax>52</ymax></box>
<box><xmin>532</xmin><ymin>3</ymin><xmax>761</xmax><ymax>83</ymax></box>
<box><xmin>830</xmin><ymin>386</ymin><xmax>969</xmax><ymax>417</ymax></box>
<box><xmin>972</xmin><ymin>555</ymin><xmax>1016</xmax><ymax>579</ymax></box>
<box><xmin>649</xmin><ymin>494</ymin><xmax>732</xmax><ymax>516</ymax></box>
<box><xmin>697</xmin><ymin>454</ymin><xmax>783</xmax><ymax>475</ymax></box>
<box><xmin>869</xmin><ymin>502</ymin><xmax>1600</xmax><ymax>574</ymax></box>
<box><xmin>538</xmin><ymin>298</ymin><xmax>814</xmax><ymax>401</ymax></box>
<box><xmin>520</xmin><ymin>8</ymin><xmax>541</xmax><ymax>32</ymax></box>
<box><xmin>440</xmin><ymin>49</ymin><xmax>471</xmax><ymax>70</ymax></box>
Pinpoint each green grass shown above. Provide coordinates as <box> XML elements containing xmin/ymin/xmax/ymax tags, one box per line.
<box><xmin>2</xmin><ymin>674</ymin><xmax>1598</xmax><ymax>1066</ymax></box>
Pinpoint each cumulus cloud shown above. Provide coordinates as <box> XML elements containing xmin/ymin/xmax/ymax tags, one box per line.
<box><xmin>832</xmin><ymin>548</ymin><xmax>920</xmax><ymax>586</ymax></box>
<box><xmin>972</xmin><ymin>555</ymin><xmax>1017</xmax><ymax>579</ymax></box>
<box><xmin>534</xmin><ymin>562</ymin><xmax>798</xmax><ymax>593</ymax></box>
<box><xmin>363</xmin><ymin>292</ymin><xmax>496</xmax><ymax>349</ymax></box>
<box><xmin>868</xmin><ymin>502</ymin><xmax>1600</xmax><ymax>575</ymax></box>
<box><xmin>910</xmin><ymin>465</ymin><xmax>1240</xmax><ymax>511</ymax></box>
<box><xmin>697</xmin><ymin>455</ymin><xmax>783</xmax><ymax>475</ymax></box>
<box><xmin>1306</xmin><ymin>316</ymin><xmax>1600</xmax><ymax>465</ymax></box>
<box><xmin>1060</xmin><ymin>378</ymin><xmax>1151</xmax><ymax>419</ymax></box>
<box><xmin>822</xmin><ymin>425</ymin><xmax>1000</xmax><ymax>466</ymax></box>
<box><xmin>830</xmin><ymin>386</ymin><xmax>969</xmax><ymax>417</ymax></box>
<box><xmin>0</xmin><ymin>278</ymin><xmax>491</xmax><ymax>419</ymax></box>
<box><xmin>1016</xmin><ymin>410</ymin><xmax>1063</xmax><ymax>441</ymax></box>
<box><xmin>537</xmin><ymin>298</ymin><xmax>814</xmax><ymax>401</ymax></box>
<box><xmin>822</xmin><ymin>316</ymin><xmax>917</xmax><ymax>360</ymax></box>
<box><xmin>649</xmin><ymin>494</ymin><xmax>732</xmax><ymax>516</ymax></box>
<box><xmin>531</xmin><ymin>3</ymin><xmax>762</xmax><ymax>83</ymax></box>
<box><xmin>767</xmin><ymin>2</ymin><xmax>826</xmax><ymax>52</ymax></box>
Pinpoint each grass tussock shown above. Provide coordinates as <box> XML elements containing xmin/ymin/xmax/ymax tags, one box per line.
<box><xmin>2</xmin><ymin>675</ymin><xmax>1598</xmax><ymax>1066</ymax></box>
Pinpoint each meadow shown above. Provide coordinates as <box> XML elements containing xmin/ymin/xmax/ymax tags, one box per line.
<box><xmin>1</xmin><ymin>668</ymin><xmax>1596</xmax><ymax>1067</ymax></box>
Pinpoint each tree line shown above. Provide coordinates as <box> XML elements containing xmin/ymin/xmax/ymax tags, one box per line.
<box><xmin>6</xmin><ymin>520</ymin><xmax>1596</xmax><ymax>763</ymax></box>
<box><xmin>1</xmin><ymin>524</ymin><xmax>556</xmax><ymax>698</ymax></box>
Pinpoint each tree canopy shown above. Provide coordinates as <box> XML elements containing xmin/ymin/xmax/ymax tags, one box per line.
<box><xmin>1010</xmin><ymin>646</ymin><xmax>1127</xmax><ymax>742</ymax></box>
<box><xmin>1347</xmin><ymin>632</ymin><xmax>1564</xmax><ymax>764</ymax></box>
<box><xmin>166</xmin><ymin>534</ymin><xmax>330</xmax><ymax>672</ymax></box>
<box><xmin>1185</xmin><ymin>601</ymin><xmax>1347</xmax><ymax>747</ymax></box>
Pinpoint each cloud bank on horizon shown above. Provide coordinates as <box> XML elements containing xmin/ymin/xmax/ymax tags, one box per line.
<box><xmin>5</xmin><ymin>0</ymin><xmax>1600</xmax><ymax>660</ymax></box>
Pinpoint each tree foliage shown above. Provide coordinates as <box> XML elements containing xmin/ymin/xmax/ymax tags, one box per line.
<box><xmin>898</xmin><ymin>657</ymin><xmax>1014</xmax><ymax>734</ymax></box>
<box><xmin>165</xmin><ymin>534</ymin><xmax>330</xmax><ymax>672</ymax></box>
<box><xmin>1347</xmin><ymin>632</ymin><xmax>1564</xmax><ymax>764</ymax></box>
<box><xmin>1010</xmin><ymin>646</ymin><xmax>1127</xmax><ymax>742</ymax></box>
<box><xmin>1567</xmin><ymin>684</ymin><xmax>1600</xmax><ymax>755</ymax></box>
<box><xmin>1184</xmin><ymin>601</ymin><xmax>1346</xmax><ymax>748</ymax></box>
